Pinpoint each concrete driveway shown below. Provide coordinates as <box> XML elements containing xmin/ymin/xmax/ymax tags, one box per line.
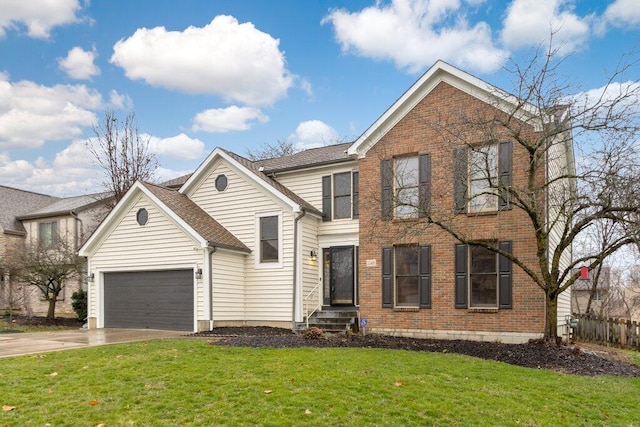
<box><xmin>0</xmin><ymin>329</ymin><xmax>184</xmax><ymax>358</ymax></box>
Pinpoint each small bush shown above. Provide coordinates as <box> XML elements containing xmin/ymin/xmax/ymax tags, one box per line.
<box><xmin>71</xmin><ymin>289</ymin><xmax>87</xmax><ymax>321</ymax></box>
<box><xmin>303</xmin><ymin>326</ymin><xmax>323</xmax><ymax>339</ymax></box>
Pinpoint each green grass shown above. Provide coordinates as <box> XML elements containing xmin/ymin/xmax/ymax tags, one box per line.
<box><xmin>0</xmin><ymin>339</ymin><xmax>638</xmax><ymax>426</ymax></box>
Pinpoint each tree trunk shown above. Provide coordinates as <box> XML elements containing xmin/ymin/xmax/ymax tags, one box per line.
<box><xmin>544</xmin><ymin>294</ymin><xmax>558</xmax><ymax>342</ymax></box>
<box><xmin>46</xmin><ymin>298</ymin><xmax>56</xmax><ymax>320</ymax></box>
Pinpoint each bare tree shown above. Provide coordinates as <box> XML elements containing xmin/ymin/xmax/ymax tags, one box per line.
<box><xmin>7</xmin><ymin>235</ymin><xmax>83</xmax><ymax>320</ymax></box>
<box><xmin>245</xmin><ymin>139</ymin><xmax>300</xmax><ymax>161</ymax></box>
<box><xmin>88</xmin><ymin>110</ymin><xmax>158</xmax><ymax>208</ymax></box>
<box><xmin>372</xmin><ymin>46</ymin><xmax>640</xmax><ymax>341</ymax></box>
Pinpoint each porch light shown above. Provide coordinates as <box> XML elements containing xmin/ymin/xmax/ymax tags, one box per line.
<box><xmin>310</xmin><ymin>250</ymin><xmax>318</xmax><ymax>261</ymax></box>
<box><xmin>88</xmin><ymin>273</ymin><xmax>95</xmax><ymax>283</ymax></box>
<box><xmin>195</xmin><ymin>268</ymin><xmax>203</xmax><ymax>280</ymax></box>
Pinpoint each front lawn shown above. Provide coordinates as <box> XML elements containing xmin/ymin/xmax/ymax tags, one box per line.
<box><xmin>0</xmin><ymin>339</ymin><xmax>638</xmax><ymax>426</ymax></box>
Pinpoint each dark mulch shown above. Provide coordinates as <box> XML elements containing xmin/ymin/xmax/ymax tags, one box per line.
<box><xmin>1</xmin><ymin>315</ymin><xmax>84</xmax><ymax>331</ymax></box>
<box><xmin>194</xmin><ymin>326</ymin><xmax>640</xmax><ymax>378</ymax></box>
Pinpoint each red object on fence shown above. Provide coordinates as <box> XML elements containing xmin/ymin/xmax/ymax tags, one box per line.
<box><xmin>579</xmin><ymin>266</ymin><xmax>589</xmax><ymax>280</ymax></box>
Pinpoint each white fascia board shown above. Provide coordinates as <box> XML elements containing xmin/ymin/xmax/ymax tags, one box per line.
<box><xmin>79</xmin><ymin>181</ymin><xmax>208</xmax><ymax>257</ymax></box>
<box><xmin>347</xmin><ymin>60</ymin><xmax>545</xmax><ymax>158</ymax></box>
<box><xmin>179</xmin><ymin>147</ymin><xmax>301</xmax><ymax>213</ymax></box>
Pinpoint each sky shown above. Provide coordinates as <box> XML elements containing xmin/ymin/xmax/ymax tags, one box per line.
<box><xmin>0</xmin><ymin>0</ymin><xmax>638</xmax><ymax>197</ymax></box>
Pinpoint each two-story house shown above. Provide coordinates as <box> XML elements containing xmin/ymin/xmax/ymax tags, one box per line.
<box><xmin>1</xmin><ymin>186</ymin><xmax>109</xmax><ymax>316</ymax></box>
<box><xmin>80</xmin><ymin>61</ymin><xmax>573</xmax><ymax>342</ymax></box>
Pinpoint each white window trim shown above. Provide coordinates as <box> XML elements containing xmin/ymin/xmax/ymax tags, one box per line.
<box><xmin>394</xmin><ymin>245</ymin><xmax>420</xmax><ymax>308</ymax></box>
<box><xmin>330</xmin><ymin>169</ymin><xmax>359</xmax><ymax>221</ymax></box>
<box><xmin>255</xmin><ymin>211</ymin><xmax>283</xmax><ymax>269</ymax></box>
<box><xmin>467</xmin><ymin>143</ymin><xmax>499</xmax><ymax>213</ymax></box>
<box><xmin>393</xmin><ymin>155</ymin><xmax>419</xmax><ymax>219</ymax></box>
<box><xmin>467</xmin><ymin>245</ymin><xmax>499</xmax><ymax>309</ymax></box>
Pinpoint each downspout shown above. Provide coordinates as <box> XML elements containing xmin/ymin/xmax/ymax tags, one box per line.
<box><xmin>206</xmin><ymin>244</ymin><xmax>217</xmax><ymax>331</ymax></box>
<box><xmin>292</xmin><ymin>209</ymin><xmax>306</xmax><ymax>331</ymax></box>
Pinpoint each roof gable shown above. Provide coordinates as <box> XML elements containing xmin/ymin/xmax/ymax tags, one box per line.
<box><xmin>79</xmin><ymin>181</ymin><xmax>249</xmax><ymax>257</ymax></box>
<box><xmin>179</xmin><ymin>147</ymin><xmax>321</xmax><ymax>216</ymax></box>
<box><xmin>347</xmin><ymin>60</ymin><xmax>544</xmax><ymax>158</ymax></box>
<box><xmin>0</xmin><ymin>185</ymin><xmax>59</xmax><ymax>235</ymax></box>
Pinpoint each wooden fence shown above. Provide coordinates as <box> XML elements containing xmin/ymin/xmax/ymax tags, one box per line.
<box><xmin>571</xmin><ymin>314</ymin><xmax>640</xmax><ymax>349</ymax></box>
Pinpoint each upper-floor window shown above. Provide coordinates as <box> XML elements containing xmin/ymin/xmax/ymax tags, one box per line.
<box><xmin>38</xmin><ymin>221</ymin><xmax>58</xmax><ymax>247</ymax></box>
<box><xmin>322</xmin><ymin>171</ymin><xmax>359</xmax><ymax>221</ymax></box>
<box><xmin>380</xmin><ymin>154</ymin><xmax>430</xmax><ymax>220</ymax></box>
<box><xmin>468</xmin><ymin>144</ymin><xmax>498</xmax><ymax>213</ymax></box>
<box><xmin>395</xmin><ymin>156</ymin><xmax>420</xmax><ymax>218</ymax></box>
<box><xmin>454</xmin><ymin>141</ymin><xmax>512</xmax><ymax>214</ymax></box>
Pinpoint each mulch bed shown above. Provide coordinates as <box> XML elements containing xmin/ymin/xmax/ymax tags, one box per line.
<box><xmin>0</xmin><ymin>315</ymin><xmax>84</xmax><ymax>332</ymax></box>
<box><xmin>194</xmin><ymin>326</ymin><xmax>640</xmax><ymax>378</ymax></box>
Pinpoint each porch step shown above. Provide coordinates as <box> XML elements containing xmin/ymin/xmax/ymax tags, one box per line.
<box><xmin>299</xmin><ymin>308</ymin><xmax>359</xmax><ymax>333</ymax></box>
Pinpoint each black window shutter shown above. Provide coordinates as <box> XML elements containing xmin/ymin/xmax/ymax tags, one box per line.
<box><xmin>498</xmin><ymin>240</ymin><xmax>513</xmax><ymax>309</ymax></box>
<box><xmin>382</xmin><ymin>247</ymin><xmax>394</xmax><ymax>308</ymax></box>
<box><xmin>352</xmin><ymin>171</ymin><xmax>359</xmax><ymax>219</ymax></box>
<box><xmin>498</xmin><ymin>141</ymin><xmax>513</xmax><ymax>210</ymax></box>
<box><xmin>419</xmin><ymin>245</ymin><xmax>432</xmax><ymax>308</ymax></box>
<box><xmin>418</xmin><ymin>154</ymin><xmax>431</xmax><ymax>217</ymax></box>
<box><xmin>322</xmin><ymin>175</ymin><xmax>331</xmax><ymax>222</ymax></box>
<box><xmin>454</xmin><ymin>243</ymin><xmax>468</xmax><ymax>308</ymax></box>
<box><xmin>381</xmin><ymin>159</ymin><xmax>393</xmax><ymax>220</ymax></box>
<box><xmin>453</xmin><ymin>148</ymin><xmax>468</xmax><ymax>214</ymax></box>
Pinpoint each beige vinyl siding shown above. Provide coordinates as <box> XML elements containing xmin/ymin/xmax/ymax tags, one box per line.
<box><xmin>275</xmin><ymin>164</ymin><xmax>359</xmax><ymax>237</ymax></box>
<box><xmin>188</xmin><ymin>159</ymin><xmax>294</xmax><ymax>322</ymax></box>
<box><xmin>212</xmin><ymin>249</ymin><xmax>246</xmax><ymax>321</ymax></box>
<box><xmin>88</xmin><ymin>195</ymin><xmax>204</xmax><ymax>322</ymax></box>
<box><xmin>546</xmin><ymin>133</ymin><xmax>574</xmax><ymax>330</ymax></box>
<box><xmin>300</xmin><ymin>215</ymin><xmax>320</xmax><ymax>317</ymax></box>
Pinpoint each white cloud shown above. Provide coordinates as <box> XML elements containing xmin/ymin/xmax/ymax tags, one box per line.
<box><xmin>0</xmin><ymin>0</ymin><xmax>82</xmax><ymax>39</ymax></box>
<box><xmin>111</xmin><ymin>15</ymin><xmax>294</xmax><ymax>106</ymax></box>
<box><xmin>153</xmin><ymin>166</ymin><xmax>193</xmax><ymax>185</ymax></box>
<box><xmin>323</xmin><ymin>0</ymin><xmax>507</xmax><ymax>74</ymax></box>
<box><xmin>192</xmin><ymin>106</ymin><xmax>268</xmax><ymax>133</ymax></box>
<box><xmin>58</xmin><ymin>46</ymin><xmax>100</xmax><ymax>80</ymax></box>
<box><xmin>109</xmin><ymin>90</ymin><xmax>133</xmax><ymax>110</ymax></box>
<box><xmin>604</xmin><ymin>0</ymin><xmax>640</xmax><ymax>28</ymax></box>
<box><xmin>147</xmin><ymin>133</ymin><xmax>205</xmax><ymax>160</ymax></box>
<box><xmin>501</xmin><ymin>0</ymin><xmax>592</xmax><ymax>54</ymax></box>
<box><xmin>287</xmin><ymin>120</ymin><xmax>339</xmax><ymax>150</ymax></box>
<box><xmin>0</xmin><ymin>75</ymin><xmax>102</xmax><ymax>150</ymax></box>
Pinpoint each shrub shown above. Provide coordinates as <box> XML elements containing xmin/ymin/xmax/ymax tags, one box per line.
<box><xmin>71</xmin><ymin>289</ymin><xmax>87</xmax><ymax>321</ymax></box>
<box><xmin>303</xmin><ymin>326</ymin><xmax>323</xmax><ymax>339</ymax></box>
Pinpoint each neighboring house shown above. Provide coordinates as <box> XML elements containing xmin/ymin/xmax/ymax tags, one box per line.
<box><xmin>572</xmin><ymin>267</ymin><xmax>611</xmax><ymax>316</ymax></box>
<box><xmin>0</xmin><ymin>185</ymin><xmax>109</xmax><ymax>315</ymax></box>
<box><xmin>80</xmin><ymin>61</ymin><xmax>573</xmax><ymax>342</ymax></box>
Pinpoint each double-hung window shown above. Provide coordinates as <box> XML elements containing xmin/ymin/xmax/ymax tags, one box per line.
<box><xmin>454</xmin><ymin>141</ymin><xmax>512</xmax><ymax>214</ymax></box>
<box><xmin>468</xmin><ymin>144</ymin><xmax>498</xmax><ymax>212</ymax></box>
<box><xmin>395</xmin><ymin>157</ymin><xmax>420</xmax><ymax>218</ymax></box>
<box><xmin>322</xmin><ymin>171</ymin><xmax>359</xmax><ymax>221</ymax></box>
<box><xmin>258</xmin><ymin>214</ymin><xmax>280</xmax><ymax>266</ymax></box>
<box><xmin>455</xmin><ymin>241</ymin><xmax>512</xmax><ymax>309</ymax></box>
<box><xmin>381</xmin><ymin>245</ymin><xmax>432</xmax><ymax>309</ymax></box>
<box><xmin>38</xmin><ymin>221</ymin><xmax>58</xmax><ymax>247</ymax></box>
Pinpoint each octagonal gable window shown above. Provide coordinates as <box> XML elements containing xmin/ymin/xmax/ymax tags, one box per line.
<box><xmin>215</xmin><ymin>174</ymin><xmax>228</xmax><ymax>192</ymax></box>
<box><xmin>136</xmin><ymin>208</ymin><xmax>149</xmax><ymax>226</ymax></box>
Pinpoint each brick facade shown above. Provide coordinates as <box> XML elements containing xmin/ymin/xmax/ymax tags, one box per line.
<box><xmin>357</xmin><ymin>81</ymin><xmax>547</xmax><ymax>342</ymax></box>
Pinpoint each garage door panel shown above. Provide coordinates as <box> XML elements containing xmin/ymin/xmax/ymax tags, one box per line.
<box><xmin>104</xmin><ymin>270</ymin><xmax>193</xmax><ymax>331</ymax></box>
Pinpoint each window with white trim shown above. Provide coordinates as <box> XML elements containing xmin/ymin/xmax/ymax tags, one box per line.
<box><xmin>256</xmin><ymin>212</ymin><xmax>282</xmax><ymax>267</ymax></box>
<box><xmin>395</xmin><ymin>156</ymin><xmax>419</xmax><ymax>218</ymax></box>
<box><xmin>469</xmin><ymin>244</ymin><xmax>498</xmax><ymax>308</ymax></box>
<box><xmin>468</xmin><ymin>144</ymin><xmax>498</xmax><ymax>213</ymax></box>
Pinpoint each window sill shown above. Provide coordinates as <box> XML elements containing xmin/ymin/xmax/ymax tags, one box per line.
<box><xmin>467</xmin><ymin>308</ymin><xmax>499</xmax><ymax>313</ymax></box>
<box><xmin>466</xmin><ymin>210</ymin><xmax>499</xmax><ymax>217</ymax></box>
<box><xmin>393</xmin><ymin>307</ymin><xmax>420</xmax><ymax>312</ymax></box>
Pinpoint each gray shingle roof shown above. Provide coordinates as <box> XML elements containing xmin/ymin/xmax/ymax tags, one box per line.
<box><xmin>142</xmin><ymin>182</ymin><xmax>250</xmax><ymax>253</ymax></box>
<box><xmin>161</xmin><ymin>174</ymin><xmax>192</xmax><ymax>188</ymax></box>
<box><xmin>0</xmin><ymin>185</ymin><xmax>59</xmax><ymax>235</ymax></box>
<box><xmin>221</xmin><ymin>149</ymin><xmax>322</xmax><ymax>216</ymax></box>
<box><xmin>17</xmin><ymin>192</ymin><xmax>112</xmax><ymax>219</ymax></box>
<box><xmin>255</xmin><ymin>142</ymin><xmax>354</xmax><ymax>172</ymax></box>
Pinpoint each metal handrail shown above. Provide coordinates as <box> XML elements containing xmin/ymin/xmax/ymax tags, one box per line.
<box><xmin>304</xmin><ymin>281</ymin><xmax>322</xmax><ymax>328</ymax></box>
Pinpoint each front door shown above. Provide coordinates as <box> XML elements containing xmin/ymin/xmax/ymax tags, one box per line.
<box><xmin>323</xmin><ymin>246</ymin><xmax>356</xmax><ymax>306</ymax></box>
